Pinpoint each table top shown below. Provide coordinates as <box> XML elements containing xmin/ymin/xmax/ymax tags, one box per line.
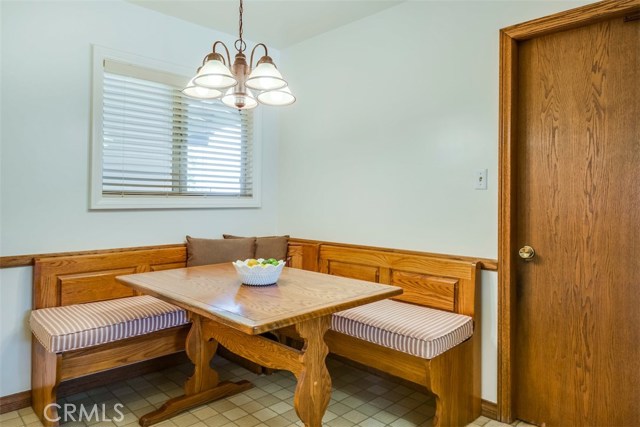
<box><xmin>117</xmin><ymin>264</ymin><xmax>402</xmax><ymax>335</ymax></box>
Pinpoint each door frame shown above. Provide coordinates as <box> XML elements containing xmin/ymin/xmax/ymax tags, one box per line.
<box><xmin>497</xmin><ymin>0</ymin><xmax>640</xmax><ymax>422</ymax></box>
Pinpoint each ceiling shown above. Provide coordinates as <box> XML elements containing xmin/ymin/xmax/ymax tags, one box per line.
<box><xmin>126</xmin><ymin>0</ymin><xmax>404</xmax><ymax>49</ymax></box>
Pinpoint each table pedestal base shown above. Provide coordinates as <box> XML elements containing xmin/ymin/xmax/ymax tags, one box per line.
<box><xmin>138</xmin><ymin>313</ymin><xmax>332</xmax><ymax>427</ymax></box>
<box><xmin>139</xmin><ymin>380</ymin><xmax>252</xmax><ymax>427</ymax></box>
<box><xmin>203</xmin><ymin>316</ymin><xmax>332</xmax><ymax>427</ymax></box>
<box><xmin>138</xmin><ymin>314</ymin><xmax>253</xmax><ymax>426</ymax></box>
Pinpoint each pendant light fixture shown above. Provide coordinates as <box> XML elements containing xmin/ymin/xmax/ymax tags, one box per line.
<box><xmin>182</xmin><ymin>0</ymin><xmax>296</xmax><ymax>110</ymax></box>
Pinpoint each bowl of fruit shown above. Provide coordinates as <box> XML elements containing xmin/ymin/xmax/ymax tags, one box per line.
<box><xmin>232</xmin><ymin>258</ymin><xmax>285</xmax><ymax>286</ymax></box>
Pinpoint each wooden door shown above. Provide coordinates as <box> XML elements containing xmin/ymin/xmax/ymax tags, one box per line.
<box><xmin>511</xmin><ymin>13</ymin><xmax>639</xmax><ymax>427</ymax></box>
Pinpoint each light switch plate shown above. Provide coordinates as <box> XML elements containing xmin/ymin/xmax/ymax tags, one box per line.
<box><xmin>475</xmin><ymin>169</ymin><xmax>488</xmax><ymax>190</ymax></box>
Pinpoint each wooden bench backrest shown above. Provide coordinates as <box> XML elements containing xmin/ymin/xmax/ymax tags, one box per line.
<box><xmin>32</xmin><ymin>240</ymin><xmax>476</xmax><ymax>317</ymax></box>
<box><xmin>33</xmin><ymin>244</ymin><xmax>309</xmax><ymax>309</ymax></box>
<box><xmin>33</xmin><ymin>247</ymin><xmax>187</xmax><ymax>309</ymax></box>
<box><xmin>318</xmin><ymin>245</ymin><xmax>480</xmax><ymax>318</ymax></box>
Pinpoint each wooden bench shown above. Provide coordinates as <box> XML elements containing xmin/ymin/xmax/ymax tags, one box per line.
<box><xmin>278</xmin><ymin>244</ymin><xmax>482</xmax><ymax>427</ymax></box>
<box><xmin>30</xmin><ymin>247</ymin><xmax>190</xmax><ymax>426</ymax></box>
<box><xmin>30</xmin><ymin>243</ymin><xmax>312</xmax><ymax>426</ymax></box>
<box><xmin>29</xmin><ymin>240</ymin><xmax>479</xmax><ymax>427</ymax></box>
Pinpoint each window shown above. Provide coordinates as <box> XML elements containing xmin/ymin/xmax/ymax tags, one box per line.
<box><xmin>91</xmin><ymin>47</ymin><xmax>261</xmax><ymax>209</ymax></box>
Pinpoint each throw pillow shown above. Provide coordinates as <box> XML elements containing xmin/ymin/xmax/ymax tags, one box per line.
<box><xmin>223</xmin><ymin>234</ymin><xmax>289</xmax><ymax>261</ymax></box>
<box><xmin>186</xmin><ymin>236</ymin><xmax>256</xmax><ymax>267</ymax></box>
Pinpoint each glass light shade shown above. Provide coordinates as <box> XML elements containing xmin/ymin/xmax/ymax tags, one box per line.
<box><xmin>182</xmin><ymin>77</ymin><xmax>223</xmax><ymax>99</ymax></box>
<box><xmin>246</xmin><ymin>62</ymin><xmax>287</xmax><ymax>91</ymax></box>
<box><xmin>257</xmin><ymin>86</ymin><xmax>296</xmax><ymax>106</ymax></box>
<box><xmin>221</xmin><ymin>87</ymin><xmax>258</xmax><ymax>110</ymax></box>
<box><xmin>193</xmin><ymin>59</ymin><xmax>237</xmax><ymax>90</ymax></box>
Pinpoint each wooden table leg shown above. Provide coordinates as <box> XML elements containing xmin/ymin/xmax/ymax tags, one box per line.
<box><xmin>293</xmin><ymin>316</ymin><xmax>332</xmax><ymax>427</ymax></box>
<box><xmin>139</xmin><ymin>315</ymin><xmax>252</xmax><ymax>426</ymax></box>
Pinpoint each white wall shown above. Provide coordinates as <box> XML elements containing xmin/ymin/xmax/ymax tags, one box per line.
<box><xmin>0</xmin><ymin>0</ymin><xmax>281</xmax><ymax>396</ymax></box>
<box><xmin>278</xmin><ymin>0</ymin><xmax>590</xmax><ymax>403</ymax></box>
<box><xmin>0</xmin><ymin>268</ymin><xmax>32</xmax><ymax>395</ymax></box>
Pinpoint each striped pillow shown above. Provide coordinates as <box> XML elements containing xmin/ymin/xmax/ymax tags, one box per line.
<box><xmin>30</xmin><ymin>296</ymin><xmax>188</xmax><ymax>353</ymax></box>
<box><xmin>332</xmin><ymin>299</ymin><xmax>473</xmax><ymax>359</ymax></box>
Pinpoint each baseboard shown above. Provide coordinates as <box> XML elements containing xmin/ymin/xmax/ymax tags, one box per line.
<box><xmin>0</xmin><ymin>352</ymin><xmax>188</xmax><ymax>415</ymax></box>
<box><xmin>0</xmin><ymin>390</ymin><xmax>31</xmax><ymax>415</ymax></box>
<box><xmin>481</xmin><ymin>399</ymin><xmax>498</xmax><ymax>420</ymax></box>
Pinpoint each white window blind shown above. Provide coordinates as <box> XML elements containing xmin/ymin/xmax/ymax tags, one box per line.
<box><xmin>92</xmin><ymin>52</ymin><xmax>259</xmax><ymax>209</ymax></box>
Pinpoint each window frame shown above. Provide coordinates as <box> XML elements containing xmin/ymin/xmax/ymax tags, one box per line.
<box><xmin>90</xmin><ymin>45</ymin><xmax>262</xmax><ymax>210</ymax></box>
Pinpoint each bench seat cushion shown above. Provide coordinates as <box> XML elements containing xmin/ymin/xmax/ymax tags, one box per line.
<box><xmin>332</xmin><ymin>299</ymin><xmax>473</xmax><ymax>359</ymax></box>
<box><xmin>30</xmin><ymin>296</ymin><xmax>189</xmax><ymax>353</ymax></box>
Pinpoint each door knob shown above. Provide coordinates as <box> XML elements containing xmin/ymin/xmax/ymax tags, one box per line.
<box><xmin>519</xmin><ymin>245</ymin><xmax>535</xmax><ymax>261</ymax></box>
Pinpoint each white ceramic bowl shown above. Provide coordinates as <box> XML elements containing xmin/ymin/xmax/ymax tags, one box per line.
<box><xmin>232</xmin><ymin>259</ymin><xmax>285</xmax><ymax>286</ymax></box>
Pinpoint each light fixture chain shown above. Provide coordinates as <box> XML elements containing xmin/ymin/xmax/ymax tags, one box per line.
<box><xmin>238</xmin><ymin>0</ymin><xmax>244</xmax><ymax>52</ymax></box>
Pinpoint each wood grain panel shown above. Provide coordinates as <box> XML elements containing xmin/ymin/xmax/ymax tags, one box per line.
<box><xmin>291</xmin><ymin>237</ymin><xmax>497</xmax><ymax>271</ymax></box>
<box><xmin>2</xmin><ymin>239</ymin><xmax>496</xmax><ymax>271</ymax></box>
<box><xmin>320</xmin><ymin>245</ymin><xmax>479</xmax><ymax>317</ymax></box>
<box><xmin>321</xmin><ymin>245</ymin><xmax>475</xmax><ymax>280</ymax></box>
<box><xmin>59</xmin><ymin>269</ymin><xmax>137</xmax><ymax>306</ymax></box>
<box><xmin>324</xmin><ymin>330</ymin><xmax>431</xmax><ymax>386</ymax></box>
<box><xmin>31</xmin><ymin>338</ymin><xmax>61</xmax><ymax>427</ymax></box>
<box><xmin>287</xmin><ymin>241</ymin><xmax>320</xmax><ymax>271</ymax></box>
<box><xmin>151</xmin><ymin>262</ymin><xmax>186</xmax><ymax>272</ymax></box>
<box><xmin>502</xmin><ymin>0</ymin><xmax>640</xmax><ymax>40</ymax></box>
<box><xmin>293</xmin><ymin>317</ymin><xmax>333</xmax><ymax>426</ymax></box>
<box><xmin>328</xmin><ymin>261</ymin><xmax>379</xmax><ymax>283</ymax></box>
<box><xmin>58</xmin><ymin>353</ymin><xmax>188</xmax><ymax>398</ymax></box>
<box><xmin>33</xmin><ymin>247</ymin><xmax>187</xmax><ymax>309</ymax></box>
<box><xmin>513</xmin><ymin>16</ymin><xmax>639</xmax><ymax>427</ymax></box>
<box><xmin>204</xmin><ymin>319</ymin><xmax>303</xmax><ymax>376</ymax></box>
<box><xmin>0</xmin><ymin>244</ymin><xmax>186</xmax><ymax>269</ymax></box>
<box><xmin>60</xmin><ymin>326</ymin><xmax>189</xmax><ymax>381</ymax></box>
<box><xmin>498</xmin><ymin>28</ymin><xmax>518</xmax><ymax>424</ymax></box>
<box><xmin>391</xmin><ymin>271</ymin><xmax>458</xmax><ymax>312</ymax></box>
<box><xmin>286</xmin><ymin>245</ymin><xmax>304</xmax><ymax>269</ymax></box>
<box><xmin>498</xmin><ymin>3</ymin><xmax>640</xmax><ymax>422</ymax></box>
<box><xmin>430</xmin><ymin>336</ymin><xmax>480</xmax><ymax>426</ymax></box>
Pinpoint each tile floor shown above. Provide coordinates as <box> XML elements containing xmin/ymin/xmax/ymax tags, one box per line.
<box><xmin>0</xmin><ymin>358</ymin><xmax>534</xmax><ymax>427</ymax></box>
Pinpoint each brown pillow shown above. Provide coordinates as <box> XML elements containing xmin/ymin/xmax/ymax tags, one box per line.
<box><xmin>223</xmin><ymin>234</ymin><xmax>289</xmax><ymax>261</ymax></box>
<box><xmin>186</xmin><ymin>236</ymin><xmax>256</xmax><ymax>267</ymax></box>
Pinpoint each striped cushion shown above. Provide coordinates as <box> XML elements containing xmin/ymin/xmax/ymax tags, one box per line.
<box><xmin>332</xmin><ymin>299</ymin><xmax>473</xmax><ymax>359</ymax></box>
<box><xmin>30</xmin><ymin>296</ymin><xmax>189</xmax><ymax>353</ymax></box>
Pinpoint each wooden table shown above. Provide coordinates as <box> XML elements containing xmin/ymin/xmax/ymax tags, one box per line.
<box><xmin>117</xmin><ymin>263</ymin><xmax>402</xmax><ymax>427</ymax></box>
